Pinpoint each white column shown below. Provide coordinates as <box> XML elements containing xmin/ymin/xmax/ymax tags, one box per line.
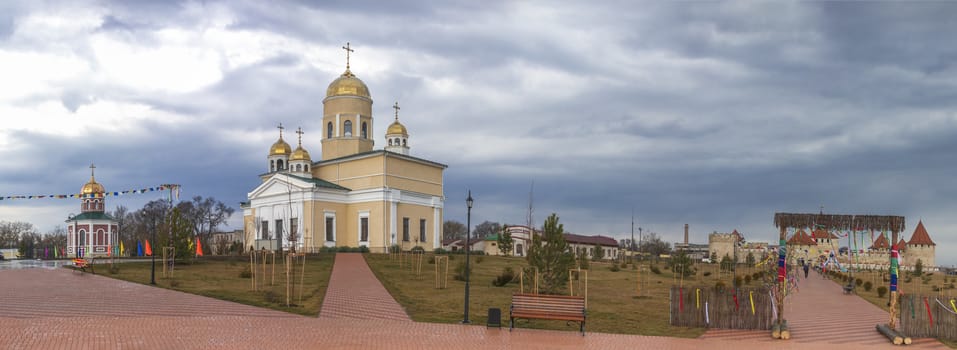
<box><xmin>335</xmin><ymin>114</ymin><xmax>341</xmax><ymax>137</ymax></box>
<box><xmin>433</xmin><ymin>207</ymin><xmax>441</xmax><ymax>249</ymax></box>
<box><xmin>390</xmin><ymin>200</ymin><xmax>398</xmax><ymax>245</ymax></box>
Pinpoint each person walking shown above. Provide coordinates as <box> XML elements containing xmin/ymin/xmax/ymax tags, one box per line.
<box><xmin>803</xmin><ymin>263</ymin><xmax>810</xmax><ymax>278</ymax></box>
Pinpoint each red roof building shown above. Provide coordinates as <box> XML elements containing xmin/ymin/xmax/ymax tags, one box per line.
<box><xmin>870</xmin><ymin>234</ymin><xmax>890</xmax><ymax>250</ymax></box>
<box><xmin>787</xmin><ymin>229</ymin><xmax>816</xmax><ymax>246</ymax></box>
<box><xmin>908</xmin><ymin>220</ymin><xmax>936</xmax><ymax>246</ymax></box>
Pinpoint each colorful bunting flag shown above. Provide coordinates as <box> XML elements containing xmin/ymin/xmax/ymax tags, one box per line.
<box><xmin>145</xmin><ymin>240</ymin><xmax>152</xmax><ymax>256</ymax></box>
<box><xmin>0</xmin><ymin>184</ymin><xmax>181</xmax><ymax>201</ymax></box>
<box><xmin>196</xmin><ymin>238</ymin><xmax>203</xmax><ymax>257</ymax></box>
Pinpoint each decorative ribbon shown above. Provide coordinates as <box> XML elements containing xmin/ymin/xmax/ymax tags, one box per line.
<box><xmin>911</xmin><ymin>295</ymin><xmax>916</xmax><ymax>319</ymax></box>
<box><xmin>749</xmin><ymin>290</ymin><xmax>755</xmax><ymax>315</ymax></box>
<box><xmin>733</xmin><ymin>289</ymin><xmax>739</xmax><ymax>311</ymax></box>
<box><xmin>935</xmin><ymin>298</ymin><xmax>957</xmax><ymax>316</ymax></box>
<box><xmin>705</xmin><ymin>301</ymin><xmax>710</xmax><ymax>324</ymax></box>
<box><xmin>769</xmin><ymin>290</ymin><xmax>777</xmax><ymax>320</ymax></box>
<box><xmin>679</xmin><ymin>287</ymin><xmax>684</xmax><ymax>312</ymax></box>
<box><xmin>924</xmin><ymin>297</ymin><xmax>933</xmax><ymax>326</ymax></box>
<box><xmin>696</xmin><ymin>288</ymin><xmax>701</xmax><ymax>310</ymax></box>
<box><xmin>952</xmin><ymin>299</ymin><xmax>957</xmax><ymax>314</ymax></box>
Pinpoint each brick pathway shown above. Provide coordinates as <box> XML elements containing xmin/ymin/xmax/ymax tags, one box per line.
<box><xmin>700</xmin><ymin>269</ymin><xmax>945</xmax><ymax>348</ymax></box>
<box><xmin>0</xmin><ymin>262</ymin><xmax>948</xmax><ymax>349</ymax></box>
<box><xmin>318</xmin><ymin>253</ymin><xmax>411</xmax><ymax>321</ymax></box>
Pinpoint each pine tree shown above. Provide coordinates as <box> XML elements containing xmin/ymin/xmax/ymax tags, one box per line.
<box><xmin>168</xmin><ymin>207</ymin><xmax>194</xmax><ymax>262</ymax></box>
<box><xmin>592</xmin><ymin>243</ymin><xmax>604</xmax><ymax>260</ymax></box>
<box><xmin>526</xmin><ymin>213</ymin><xmax>576</xmax><ymax>294</ymax></box>
<box><xmin>497</xmin><ymin>225</ymin><xmax>514</xmax><ymax>256</ymax></box>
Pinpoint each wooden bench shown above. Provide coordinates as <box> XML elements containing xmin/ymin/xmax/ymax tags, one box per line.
<box><xmin>72</xmin><ymin>258</ymin><xmax>91</xmax><ymax>273</ymax></box>
<box><xmin>509</xmin><ymin>293</ymin><xmax>586</xmax><ymax>335</ymax></box>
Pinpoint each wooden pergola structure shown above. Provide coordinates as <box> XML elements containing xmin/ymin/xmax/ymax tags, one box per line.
<box><xmin>773</xmin><ymin>212</ymin><xmax>905</xmax><ymax>341</ymax></box>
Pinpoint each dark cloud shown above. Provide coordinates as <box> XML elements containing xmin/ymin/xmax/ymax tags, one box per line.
<box><xmin>3</xmin><ymin>1</ymin><xmax>957</xmax><ymax>265</ymax></box>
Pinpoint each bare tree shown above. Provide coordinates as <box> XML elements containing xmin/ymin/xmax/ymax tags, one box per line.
<box><xmin>0</xmin><ymin>221</ymin><xmax>35</xmax><ymax>249</ymax></box>
<box><xmin>472</xmin><ymin>221</ymin><xmax>501</xmax><ymax>239</ymax></box>
<box><xmin>177</xmin><ymin>196</ymin><xmax>235</xmax><ymax>255</ymax></box>
<box><xmin>443</xmin><ymin>220</ymin><xmax>466</xmax><ymax>240</ymax></box>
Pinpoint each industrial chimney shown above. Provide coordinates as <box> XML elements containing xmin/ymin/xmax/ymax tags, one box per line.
<box><xmin>684</xmin><ymin>224</ymin><xmax>689</xmax><ymax>245</ymax></box>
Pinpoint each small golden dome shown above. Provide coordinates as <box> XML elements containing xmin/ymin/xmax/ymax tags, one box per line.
<box><xmin>387</xmin><ymin>120</ymin><xmax>408</xmax><ymax>136</ymax></box>
<box><xmin>326</xmin><ymin>70</ymin><xmax>370</xmax><ymax>98</ymax></box>
<box><xmin>269</xmin><ymin>137</ymin><xmax>292</xmax><ymax>156</ymax></box>
<box><xmin>290</xmin><ymin>146</ymin><xmax>311</xmax><ymax>162</ymax></box>
<box><xmin>81</xmin><ymin>178</ymin><xmax>104</xmax><ymax>195</ymax></box>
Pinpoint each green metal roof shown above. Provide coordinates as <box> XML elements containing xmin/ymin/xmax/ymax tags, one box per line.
<box><xmin>285</xmin><ymin>174</ymin><xmax>351</xmax><ymax>191</ymax></box>
<box><xmin>67</xmin><ymin>212</ymin><xmax>114</xmax><ymax>221</ymax></box>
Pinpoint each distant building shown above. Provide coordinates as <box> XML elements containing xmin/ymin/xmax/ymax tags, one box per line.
<box><xmin>565</xmin><ymin>233</ymin><xmax>619</xmax><ymax>260</ymax></box>
<box><xmin>788</xmin><ymin>220</ymin><xmax>937</xmax><ymax>269</ymax></box>
<box><xmin>708</xmin><ymin>230</ymin><xmax>770</xmax><ymax>263</ymax></box>
<box><xmin>210</xmin><ymin>229</ymin><xmax>244</xmax><ymax>255</ymax></box>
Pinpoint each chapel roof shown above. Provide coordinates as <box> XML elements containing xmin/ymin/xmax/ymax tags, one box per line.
<box><xmin>787</xmin><ymin>229</ymin><xmax>817</xmax><ymax>246</ymax></box>
<box><xmin>870</xmin><ymin>234</ymin><xmax>890</xmax><ymax>250</ymax></box>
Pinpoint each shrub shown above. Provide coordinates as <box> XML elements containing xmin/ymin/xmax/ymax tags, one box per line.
<box><xmin>109</xmin><ymin>265</ymin><xmax>120</xmax><ymax>275</ymax></box>
<box><xmin>877</xmin><ymin>286</ymin><xmax>888</xmax><ymax>298</ymax></box>
<box><xmin>855</xmin><ymin>278</ymin><xmax>863</xmax><ymax>286</ymax></box>
<box><xmin>434</xmin><ymin>248</ymin><xmax>448</xmax><ymax>255</ymax></box>
<box><xmin>453</xmin><ymin>261</ymin><xmax>470</xmax><ymax>281</ymax></box>
<box><xmin>734</xmin><ymin>276</ymin><xmax>743</xmax><ymax>287</ymax></box>
<box><xmin>752</xmin><ymin>272</ymin><xmax>762</xmax><ymax>280</ymax></box>
<box><xmin>863</xmin><ymin>281</ymin><xmax>873</xmax><ymax>291</ymax></box>
<box><xmin>948</xmin><ymin>283</ymin><xmax>955</xmax><ymax>290</ymax></box>
<box><xmin>475</xmin><ymin>255</ymin><xmax>484</xmax><ymax>264</ymax></box>
<box><xmin>609</xmin><ymin>264</ymin><xmax>620</xmax><ymax>272</ymax></box>
<box><xmin>389</xmin><ymin>245</ymin><xmax>401</xmax><ymax>253</ymax></box>
<box><xmin>239</xmin><ymin>266</ymin><xmax>252</xmax><ymax>278</ymax></box>
<box><xmin>650</xmin><ymin>265</ymin><xmax>661</xmax><ymax>275</ymax></box>
<box><xmin>428</xmin><ymin>256</ymin><xmax>436</xmax><ymax>264</ymax></box>
<box><xmin>621</xmin><ymin>262</ymin><xmax>628</xmax><ymax>269</ymax></box>
<box><xmin>263</xmin><ymin>290</ymin><xmax>280</xmax><ymax>303</ymax></box>
<box><xmin>169</xmin><ymin>279</ymin><xmax>180</xmax><ymax>288</ymax></box>
<box><xmin>744</xmin><ymin>274</ymin><xmax>752</xmax><ymax>284</ymax></box>
<box><xmin>703</xmin><ymin>271</ymin><xmax>712</xmax><ymax>277</ymax></box>
<box><xmin>715</xmin><ymin>280</ymin><xmax>727</xmax><ymax>291</ymax></box>
<box><xmin>411</xmin><ymin>246</ymin><xmax>425</xmax><ymax>253</ymax></box>
<box><xmin>492</xmin><ymin>267</ymin><xmax>515</xmax><ymax>287</ymax></box>
<box><xmin>932</xmin><ymin>285</ymin><xmax>941</xmax><ymax>292</ymax></box>
<box><xmin>358</xmin><ymin>246</ymin><xmax>370</xmax><ymax>253</ymax></box>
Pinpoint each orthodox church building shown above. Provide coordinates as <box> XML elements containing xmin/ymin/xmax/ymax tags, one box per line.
<box><xmin>66</xmin><ymin>164</ymin><xmax>118</xmax><ymax>258</ymax></box>
<box><xmin>243</xmin><ymin>44</ymin><xmax>446</xmax><ymax>253</ymax></box>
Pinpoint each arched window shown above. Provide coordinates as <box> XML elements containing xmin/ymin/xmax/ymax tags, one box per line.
<box><xmin>388</xmin><ymin>139</ymin><xmax>393</xmax><ymax>146</ymax></box>
<box><xmin>402</xmin><ymin>138</ymin><xmax>407</xmax><ymax>146</ymax></box>
<box><xmin>277</xmin><ymin>159</ymin><xmax>285</xmax><ymax>170</ymax></box>
<box><xmin>304</xmin><ymin>165</ymin><xmax>309</xmax><ymax>172</ymax></box>
<box><xmin>327</xmin><ymin>122</ymin><xmax>333</xmax><ymax>138</ymax></box>
<box><xmin>78</xmin><ymin>229</ymin><xmax>86</xmax><ymax>246</ymax></box>
<box><xmin>271</xmin><ymin>160</ymin><xmax>275</xmax><ymax>172</ymax></box>
<box><xmin>361</xmin><ymin>122</ymin><xmax>368</xmax><ymax>139</ymax></box>
<box><xmin>344</xmin><ymin>120</ymin><xmax>353</xmax><ymax>137</ymax></box>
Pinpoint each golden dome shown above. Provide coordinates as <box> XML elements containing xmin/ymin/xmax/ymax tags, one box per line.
<box><xmin>269</xmin><ymin>137</ymin><xmax>292</xmax><ymax>156</ymax></box>
<box><xmin>290</xmin><ymin>146</ymin><xmax>311</xmax><ymax>162</ymax></box>
<box><xmin>326</xmin><ymin>70</ymin><xmax>370</xmax><ymax>98</ymax></box>
<box><xmin>81</xmin><ymin>177</ymin><xmax>104</xmax><ymax>195</ymax></box>
<box><xmin>386</xmin><ymin>120</ymin><xmax>408</xmax><ymax>136</ymax></box>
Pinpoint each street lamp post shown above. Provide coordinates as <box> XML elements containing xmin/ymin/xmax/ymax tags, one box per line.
<box><xmin>68</xmin><ymin>214</ymin><xmax>76</xmax><ymax>258</ymax></box>
<box><xmin>462</xmin><ymin>190</ymin><xmax>473</xmax><ymax>324</ymax></box>
<box><xmin>149</xmin><ymin>210</ymin><xmax>156</xmax><ymax>285</ymax></box>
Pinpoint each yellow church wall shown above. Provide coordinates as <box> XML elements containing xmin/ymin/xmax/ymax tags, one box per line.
<box><xmin>384</xmin><ymin>157</ymin><xmax>444</xmax><ymax>197</ymax></box>
<box><xmin>323</xmin><ymin>96</ymin><xmax>372</xmax><ymax>116</ymax></box>
<box><xmin>341</xmin><ymin>201</ymin><xmax>386</xmax><ymax>248</ymax></box>
<box><xmin>395</xmin><ymin>202</ymin><xmax>437</xmax><ymax>251</ymax></box>
<box><xmin>314</xmin><ymin>155</ymin><xmax>385</xmax><ymax>190</ymax></box>
<box><xmin>302</xmin><ymin>201</ymin><xmax>314</xmax><ymax>251</ymax></box>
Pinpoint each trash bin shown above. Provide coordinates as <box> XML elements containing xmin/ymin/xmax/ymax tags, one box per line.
<box><xmin>487</xmin><ymin>308</ymin><xmax>501</xmax><ymax>328</ymax></box>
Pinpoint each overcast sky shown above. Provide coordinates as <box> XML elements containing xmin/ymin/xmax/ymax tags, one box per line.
<box><xmin>1</xmin><ymin>1</ymin><xmax>955</xmax><ymax>265</ymax></box>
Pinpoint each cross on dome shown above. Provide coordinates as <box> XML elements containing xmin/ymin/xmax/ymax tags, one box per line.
<box><xmin>393</xmin><ymin>101</ymin><xmax>400</xmax><ymax>121</ymax></box>
<box><xmin>277</xmin><ymin>122</ymin><xmax>285</xmax><ymax>138</ymax></box>
<box><xmin>342</xmin><ymin>42</ymin><xmax>354</xmax><ymax>71</ymax></box>
<box><xmin>296</xmin><ymin>127</ymin><xmax>304</xmax><ymax>146</ymax></box>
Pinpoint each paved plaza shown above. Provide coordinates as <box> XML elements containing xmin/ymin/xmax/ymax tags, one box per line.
<box><xmin>0</xmin><ymin>256</ymin><xmax>947</xmax><ymax>349</ymax></box>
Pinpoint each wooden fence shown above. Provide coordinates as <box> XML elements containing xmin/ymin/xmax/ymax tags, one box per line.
<box><xmin>670</xmin><ymin>286</ymin><xmax>775</xmax><ymax>330</ymax></box>
<box><xmin>899</xmin><ymin>294</ymin><xmax>957</xmax><ymax>341</ymax></box>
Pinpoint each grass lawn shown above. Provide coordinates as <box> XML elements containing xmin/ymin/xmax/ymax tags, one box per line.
<box><xmin>89</xmin><ymin>254</ymin><xmax>334</xmax><ymax>316</ymax></box>
<box><xmin>365</xmin><ymin>253</ymin><xmax>758</xmax><ymax>337</ymax></box>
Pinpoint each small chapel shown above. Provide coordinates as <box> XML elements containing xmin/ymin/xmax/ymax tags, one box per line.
<box><xmin>66</xmin><ymin>164</ymin><xmax>118</xmax><ymax>258</ymax></box>
<box><xmin>242</xmin><ymin>43</ymin><xmax>447</xmax><ymax>254</ymax></box>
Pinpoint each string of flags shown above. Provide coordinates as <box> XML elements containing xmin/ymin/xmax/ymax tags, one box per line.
<box><xmin>0</xmin><ymin>184</ymin><xmax>181</xmax><ymax>201</ymax></box>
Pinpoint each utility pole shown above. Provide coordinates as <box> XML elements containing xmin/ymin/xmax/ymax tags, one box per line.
<box><xmin>630</xmin><ymin>209</ymin><xmax>635</xmax><ymax>261</ymax></box>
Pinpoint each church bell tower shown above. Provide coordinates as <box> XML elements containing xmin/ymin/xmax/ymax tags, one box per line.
<box><xmin>321</xmin><ymin>42</ymin><xmax>374</xmax><ymax>160</ymax></box>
